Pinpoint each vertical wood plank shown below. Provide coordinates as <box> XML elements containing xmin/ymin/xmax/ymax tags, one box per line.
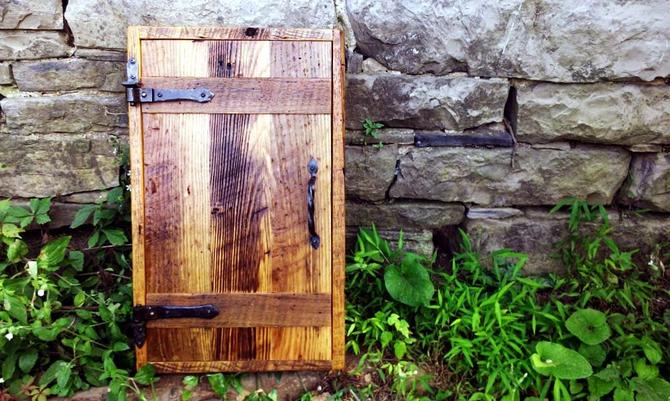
<box><xmin>267</xmin><ymin>114</ymin><xmax>331</xmax><ymax>294</ymax></box>
<box><xmin>141</xmin><ymin>40</ymin><xmax>210</xmax><ymax>77</ymax></box>
<box><xmin>128</xmin><ymin>25</ymin><xmax>148</xmax><ymax>368</ymax></box>
<box><xmin>147</xmin><ymin>329</ymin><xmax>214</xmax><ymax>361</ymax></box>
<box><xmin>258</xmin><ymin>327</ymin><xmax>331</xmax><ymax>360</ymax></box>
<box><xmin>143</xmin><ymin>114</ymin><xmax>213</xmax><ymax>361</ymax></box>
<box><xmin>209</xmin><ymin>113</ymin><xmax>272</xmax><ymax>294</ymax></box>
<box><xmin>270</xmin><ymin>41</ymin><xmax>331</xmax><ymax>78</ymax></box>
<box><xmin>330</xmin><ymin>29</ymin><xmax>346</xmax><ymax>370</ymax></box>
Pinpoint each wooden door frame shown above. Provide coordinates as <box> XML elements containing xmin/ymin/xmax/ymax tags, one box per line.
<box><xmin>127</xmin><ymin>26</ymin><xmax>345</xmax><ymax>372</ymax></box>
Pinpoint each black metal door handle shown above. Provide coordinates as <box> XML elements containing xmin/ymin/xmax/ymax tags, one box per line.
<box><xmin>307</xmin><ymin>158</ymin><xmax>320</xmax><ymax>249</ymax></box>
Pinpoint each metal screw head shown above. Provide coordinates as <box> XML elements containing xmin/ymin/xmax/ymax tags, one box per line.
<box><xmin>200</xmin><ymin>92</ymin><xmax>206</xmax><ymax>98</ymax></box>
<box><xmin>157</xmin><ymin>92</ymin><xmax>162</xmax><ymax>98</ymax></box>
<box><xmin>129</xmin><ymin>58</ymin><xmax>136</xmax><ymax>64</ymax></box>
<box><xmin>130</xmin><ymin>75</ymin><xmax>136</xmax><ymax>80</ymax></box>
<box><xmin>141</xmin><ymin>92</ymin><xmax>147</xmax><ymax>98</ymax></box>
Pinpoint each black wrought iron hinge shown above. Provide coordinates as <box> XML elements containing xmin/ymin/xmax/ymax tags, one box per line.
<box><xmin>132</xmin><ymin>304</ymin><xmax>219</xmax><ymax>347</ymax></box>
<box><xmin>122</xmin><ymin>57</ymin><xmax>215</xmax><ymax>106</ymax></box>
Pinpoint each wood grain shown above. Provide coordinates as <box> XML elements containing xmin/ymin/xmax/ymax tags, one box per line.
<box><xmin>132</xmin><ymin>27</ymin><xmax>343</xmax><ymax>372</ymax></box>
<box><xmin>128</xmin><ymin>25</ymin><xmax>148</xmax><ymax>368</ymax></box>
<box><xmin>136</xmin><ymin>26</ymin><xmax>334</xmax><ymax>41</ymax></box>
<box><xmin>145</xmin><ymin>293</ymin><xmax>331</xmax><ymax>327</ymax></box>
<box><xmin>142</xmin><ymin>40</ymin><xmax>331</xmax><ymax>79</ymax></box>
<box><xmin>151</xmin><ymin>360</ymin><xmax>332</xmax><ymax>373</ymax></box>
<box><xmin>140</xmin><ymin>77</ymin><xmax>331</xmax><ymax>114</ymax></box>
<box><xmin>330</xmin><ymin>29</ymin><xmax>346</xmax><ymax>370</ymax></box>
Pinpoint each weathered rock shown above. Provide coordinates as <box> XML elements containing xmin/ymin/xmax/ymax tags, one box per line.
<box><xmin>0</xmin><ymin>0</ymin><xmax>63</xmax><ymax>29</ymax></box>
<box><xmin>0</xmin><ymin>134</ymin><xmax>119</xmax><ymax>197</ymax></box>
<box><xmin>618</xmin><ymin>153</ymin><xmax>670</xmax><ymax>212</ymax></box>
<box><xmin>389</xmin><ymin>144</ymin><xmax>630</xmax><ymax>206</ymax></box>
<box><xmin>517</xmin><ymin>82</ymin><xmax>670</xmax><ymax>145</ymax></box>
<box><xmin>346</xmin><ymin>73</ymin><xmax>508</xmax><ymax>130</ymax></box>
<box><xmin>465</xmin><ymin>213</ymin><xmax>568</xmax><ymax>273</ymax></box>
<box><xmin>74</xmin><ymin>48</ymin><xmax>127</xmax><ymax>62</ymax></box>
<box><xmin>629</xmin><ymin>144</ymin><xmax>664</xmax><ymax>153</ymax></box>
<box><xmin>347</xmin><ymin>227</ymin><xmax>434</xmax><ymax>256</ymax></box>
<box><xmin>347</xmin><ymin>201</ymin><xmax>464</xmax><ymax>230</ymax></box>
<box><xmin>467</xmin><ymin>208</ymin><xmax>523</xmax><ymax>219</ymax></box>
<box><xmin>346</xmin><ymin>51</ymin><xmax>364</xmax><ymax>73</ymax></box>
<box><xmin>1</xmin><ymin>94</ymin><xmax>127</xmax><ymax>134</ymax></box>
<box><xmin>361</xmin><ymin>58</ymin><xmax>395</xmax><ymax>73</ymax></box>
<box><xmin>13</xmin><ymin>58</ymin><xmax>125</xmax><ymax>92</ymax></box>
<box><xmin>0</xmin><ymin>63</ymin><xmax>12</xmax><ymax>85</ymax></box>
<box><xmin>65</xmin><ymin>0</ymin><xmax>336</xmax><ymax>49</ymax></box>
<box><xmin>465</xmin><ymin>210</ymin><xmax>670</xmax><ymax>273</ymax></box>
<box><xmin>345</xmin><ymin>144</ymin><xmax>398</xmax><ymax>201</ymax></box>
<box><xmin>346</xmin><ymin>0</ymin><xmax>670</xmax><ymax>82</ymax></box>
<box><xmin>60</xmin><ymin>191</ymin><xmax>109</xmax><ymax>204</ymax></box>
<box><xmin>346</xmin><ymin>128</ymin><xmax>414</xmax><ymax>145</ymax></box>
<box><xmin>0</xmin><ymin>31</ymin><xmax>71</xmax><ymax>60</ymax></box>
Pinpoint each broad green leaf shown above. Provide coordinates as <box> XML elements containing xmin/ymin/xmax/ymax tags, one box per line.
<box><xmin>39</xmin><ymin>360</ymin><xmax>68</xmax><ymax>386</ymax></box>
<box><xmin>384</xmin><ymin>253</ymin><xmax>434</xmax><ymax>307</ymax></box>
<box><xmin>207</xmin><ymin>373</ymin><xmax>231</xmax><ymax>396</ymax></box>
<box><xmin>2</xmin><ymin>223</ymin><xmax>21</xmax><ymax>238</ymax></box>
<box><xmin>579</xmin><ymin>343</ymin><xmax>607</xmax><ymax>367</ymax></box>
<box><xmin>2</xmin><ymin>352</ymin><xmax>17</xmax><ymax>380</ymax></box>
<box><xmin>33</xmin><ymin>326</ymin><xmax>62</xmax><ymax>341</ymax></box>
<box><xmin>588</xmin><ymin>367</ymin><xmax>619</xmax><ymax>397</ymax></box>
<box><xmin>530</xmin><ymin>341</ymin><xmax>593</xmax><ymax>380</ymax></box>
<box><xmin>74</xmin><ymin>292</ymin><xmax>86</xmax><ymax>307</ymax></box>
<box><xmin>30</xmin><ymin>198</ymin><xmax>51</xmax><ymax>215</ymax></box>
<box><xmin>34</xmin><ymin>213</ymin><xmax>51</xmax><ymax>225</ymax></box>
<box><xmin>19</xmin><ymin>349</ymin><xmax>38</xmax><ymax>373</ymax></box>
<box><xmin>634</xmin><ymin>359</ymin><xmax>659</xmax><ymax>381</ymax></box>
<box><xmin>102</xmin><ymin>228</ymin><xmax>128</xmax><ymax>246</ymax></box>
<box><xmin>7</xmin><ymin>239</ymin><xmax>28</xmax><ymax>263</ymax></box>
<box><xmin>69</xmin><ymin>250</ymin><xmax>84</xmax><ymax>271</ymax></box>
<box><xmin>88</xmin><ymin>230</ymin><xmax>100</xmax><ymax>248</ymax></box>
<box><xmin>112</xmin><ymin>342</ymin><xmax>130</xmax><ymax>352</ymax></box>
<box><xmin>641</xmin><ymin>338</ymin><xmax>662</xmax><ymax>365</ymax></box>
<box><xmin>393</xmin><ymin>341</ymin><xmax>407</xmax><ymax>359</ymax></box>
<box><xmin>632</xmin><ymin>377</ymin><xmax>670</xmax><ymax>401</ymax></box>
<box><xmin>37</xmin><ymin>236</ymin><xmax>71</xmax><ymax>270</ymax></box>
<box><xmin>182</xmin><ymin>375</ymin><xmax>198</xmax><ymax>389</ymax></box>
<box><xmin>380</xmin><ymin>331</ymin><xmax>393</xmax><ymax>348</ymax></box>
<box><xmin>56</xmin><ymin>362</ymin><xmax>72</xmax><ymax>389</ymax></box>
<box><xmin>134</xmin><ymin>363</ymin><xmax>157</xmax><ymax>385</ymax></box>
<box><xmin>70</xmin><ymin>205</ymin><xmax>96</xmax><ymax>229</ymax></box>
<box><xmin>613</xmin><ymin>386</ymin><xmax>634</xmax><ymax>401</ymax></box>
<box><xmin>4</xmin><ymin>295</ymin><xmax>27</xmax><ymax>324</ymax></box>
<box><xmin>566</xmin><ymin>308</ymin><xmax>611</xmax><ymax>345</ymax></box>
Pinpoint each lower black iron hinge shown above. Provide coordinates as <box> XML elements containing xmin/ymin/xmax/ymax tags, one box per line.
<box><xmin>122</xmin><ymin>57</ymin><xmax>215</xmax><ymax>106</ymax></box>
<box><xmin>132</xmin><ymin>304</ymin><xmax>219</xmax><ymax>347</ymax></box>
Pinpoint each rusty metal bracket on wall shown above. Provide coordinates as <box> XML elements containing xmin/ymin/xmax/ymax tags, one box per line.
<box><xmin>122</xmin><ymin>57</ymin><xmax>215</xmax><ymax>106</ymax></box>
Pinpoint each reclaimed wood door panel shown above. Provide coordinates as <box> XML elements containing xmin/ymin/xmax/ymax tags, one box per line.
<box><xmin>128</xmin><ymin>26</ymin><xmax>345</xmax><ymax>372</ymax></box>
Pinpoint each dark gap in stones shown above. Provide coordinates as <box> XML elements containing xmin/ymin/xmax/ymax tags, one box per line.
<box><xmin>384</xmin><ymin>159</ymin><xmax>402</xmax><ymax>201</ymax></box>
<box><xmin>61</xmin><ymin>0</ymin><xmax>75</xmax><ymax>48</ymax></box>
<box><xmin>503</xmin><ymin>85</ymin><xmax>518</xmax><ymax>136</ymax></box>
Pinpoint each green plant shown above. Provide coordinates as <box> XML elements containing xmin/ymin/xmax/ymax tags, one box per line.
<box><xmin>243</xmin><ymin>389</ymin><xmax>278</xmax><ymax>401</ymax></box>
<box><xmin>0</xmin><ymin>147</ymin><xmax>147</xmax><ymax>400</ymax></box>
<box><xmin>362</xmin><ymin>118</ymin><xmax>384</xmax><ymax>149</ymax></box>
<box><xmin>344</xmin><ymin>198</ymin><xmax>669</xmax><ymax>401</ymax></box>
<box><xmin>207</xmin><ymin>373</ymin><xmax>242</xmax><ymax>399</ymax></box>
<box><xmin>181</xmin><ymin>375</ymin><xmax>199</xmax><ymax>401</ymax></box>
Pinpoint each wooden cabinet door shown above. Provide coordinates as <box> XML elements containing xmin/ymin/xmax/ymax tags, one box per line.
<box><xmin>127</xmin><ymin>27</ymin><xmax>345</xmax><ymax>373</ymax></box>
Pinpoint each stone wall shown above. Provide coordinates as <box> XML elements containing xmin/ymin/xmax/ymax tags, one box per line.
<box><xmin>1</xmin><ymin>0</ymin><xmax>669</xmax><ymax>272</ymax></box>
